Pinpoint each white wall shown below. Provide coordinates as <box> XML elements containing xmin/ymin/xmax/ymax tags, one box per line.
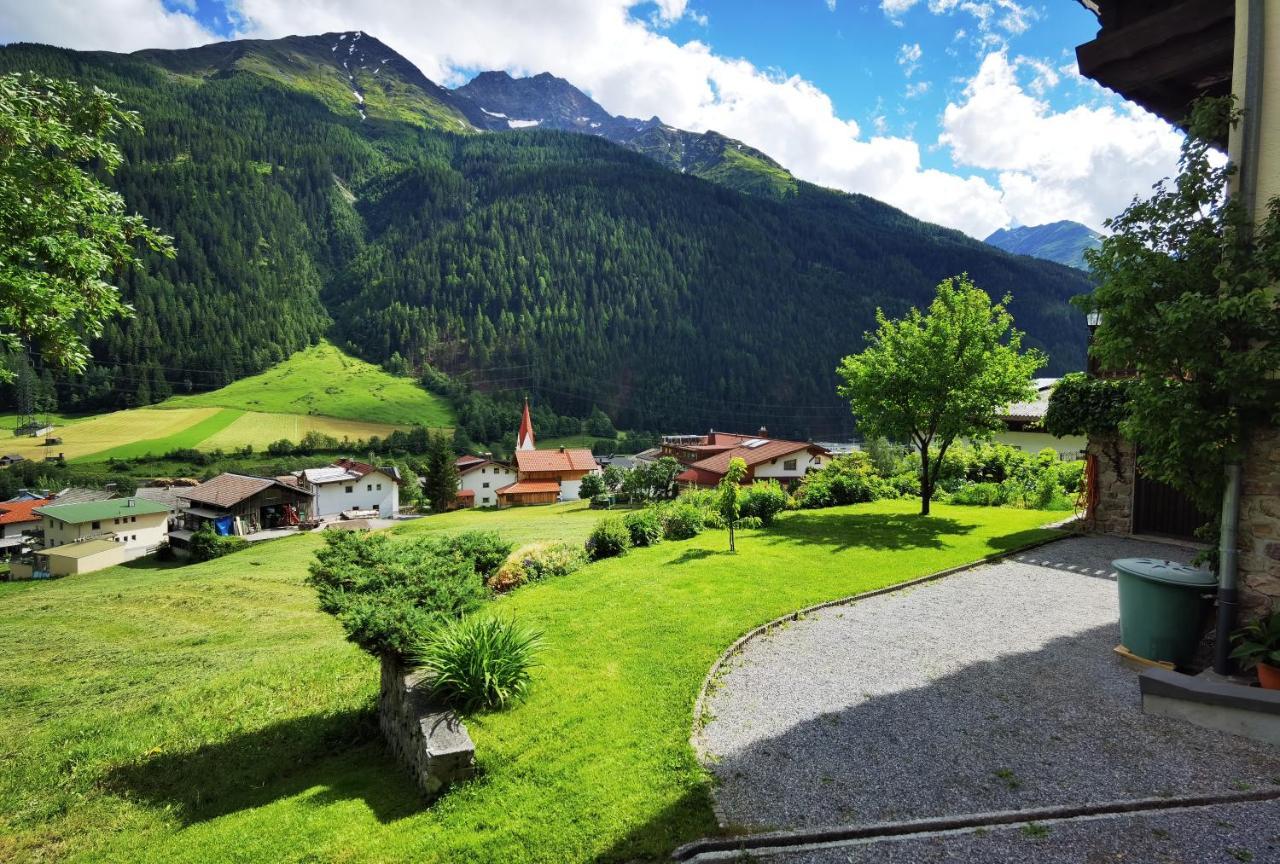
<box><xmin>458</xmin><ymin>463</ymin><xmax>516</xmax><ymax>508</ymax></box>
<box><xmin>987</xmin><ymin>431</ymin><xmax>1087</xmax><ymax>460</ymax></box>
<box><xmin>312</xmin><ymin>470</ymin><xmax>400</xmax><ymax>517</ymax></box>
<box><xmin>753</xmin><ymin>450</ymin><xmax>829</xmax><ymax>482</ymax></box>
<box><xmin>42</xmin><ymin>511</ymin><xmax>168</xmax><ymax>560</ymax></box>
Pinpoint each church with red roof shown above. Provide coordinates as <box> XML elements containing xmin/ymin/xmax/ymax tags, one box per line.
<box><xmin>495</xmin><ymin>400</ymin><xmax>601</xmax><ymax>506</ymax></box>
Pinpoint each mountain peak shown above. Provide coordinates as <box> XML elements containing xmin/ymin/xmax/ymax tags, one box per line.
<box><xmin>984</xmin><ymin>220</ymin><xmax>1102</xmax><ymax>270</ymax></box>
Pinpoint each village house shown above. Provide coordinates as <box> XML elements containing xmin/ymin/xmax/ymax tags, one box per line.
<box><xmin>0</xmin><ymin>496</ymin><xmax>52</xmax><ymax>559</ymax></box>
<box><xmin>495</xmin><ymin>400</ymin><xmax>600</xmax><ymax>506</ymax></box>
<box><xmin>994</xmin><ymin>378</ymin><xmax>1087</xmax><ymax>460</ymax></box>
<box><xmin>294</xmin><ymin>458</ymin><xmax>401</xmax><ymax>518</ymax></box>
<box><xmin>663</xmin><ymin>429</ymin><xmax>831</xmax><ymax>490</ymax></box>
<box><xmin>35</xmin><ymin>497</ymin><xmax>170</xmax><ymax>561</ymax></box>
<box><xmin>454</xmin><ymin>456</ymin><xmax>516</xmax><ymax>508</ymax></box>
<box><xmin>178</xmin><ymin>473</ymin><xmax>314</xmax><ymax>537</ymax></box>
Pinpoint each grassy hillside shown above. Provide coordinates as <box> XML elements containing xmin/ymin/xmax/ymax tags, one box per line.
<box><xmin>162</xmin><ymin>342</ymin><xmax>454</xmax><ymax>427</ymax></box>
<box><xmin>2</xmin><ymin>344</ymin><xmax>451</xmax><ymax>463</ymax></box>
<box><xmin>0</xmin><ymin>500</ymin><xmax>1062</xmax><ymax>862</ymax></box>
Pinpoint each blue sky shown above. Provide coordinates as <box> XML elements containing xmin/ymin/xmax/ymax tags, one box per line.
<box><xmin>5</xmin><ymin>0</ymin><xmax>1184</xmax><ymax>238</ymax></box>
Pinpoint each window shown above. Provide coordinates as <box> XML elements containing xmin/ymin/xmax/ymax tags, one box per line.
<box><xmin>377</xmin><ymin>483</ymin><xmax>382</xmax><ymax>491</ymax></box>
<box><xmin>783</xmin><ymin>459</ymin><xmax>797</xmax><ymax>471</ymax></box>
<box><xmin>91</xmin><ymin>521</ymin><xmax>100</xmax><ymax>530</ymax></box>
<box><xmin>483</xmin><ymin>482</ymin><xmax>490</xmax><ymax>489</ymax></box>
<box><xmin>131</xmin><ymin>516</ymin><xmax>137</xmax><ymax>523</ymax></box>
<box><xmin>113</xmin><ymin>518</ymin><xmax>119</xmax><ymax>525</ymax></box>
<box><xmin>481</xmin><ymin>467</ymin><xmax>486</xmax><ymax>474</ymax></box>
<box><xmin>345</xmin><ymin>485</ymin><xmax>354</xmax><ymax>494</ymax></box>
<box><xmin>814</xmin><ymin>457</ymin><xmax>822</xmax><ymax>465</ymax></box>
<box><xmin>482</xmin><ymin>496</ymin><xmax>490</xmax><ymax>504</ymax></box>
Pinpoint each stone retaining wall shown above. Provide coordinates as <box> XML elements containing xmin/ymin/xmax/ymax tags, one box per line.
<box><xmin>1240</xmin><ymin>426</ymin><xmax>1280</xmax><ymax>615</ymax></box>
<box><xmin>378</xmin><ymin>655</ymin><xmax>475</xmax><ymax>799</ymax></box>
<box><xmin>1086</xmin><ymin>435</ymin><xmax>1136</xmax><ymax>536</ymax></box>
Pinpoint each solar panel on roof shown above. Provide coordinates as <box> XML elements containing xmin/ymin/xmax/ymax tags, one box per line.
<box><xmin>742</xmin><ymin>439</ymin><xmax>768</xmax><ymax>448</ymax></box>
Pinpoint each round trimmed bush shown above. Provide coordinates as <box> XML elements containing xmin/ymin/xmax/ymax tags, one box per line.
<box><xmin>623</xmin><ymin>508</ymin><xmax>663</xmax><ymax>547</ymax></box>
<box><xmin>586</xmin><ymin>516</ymin><xmax>631</xmax><ymax>559</ymax></box>
<box><xmin>739</xmin><ymin>480</ymin><xmax>788</xmax><ymax>526</ymax></box>
<box><xmin>661</xmin><ymin>502</ymin><xmax>705</xmax><ymax>540</ymax></box>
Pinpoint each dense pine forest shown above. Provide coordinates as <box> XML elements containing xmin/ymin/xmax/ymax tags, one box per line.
<box><xmin>0</xmin><ymin>35</ymin><xmax>1093</xmax><ymax>436</ymax></box>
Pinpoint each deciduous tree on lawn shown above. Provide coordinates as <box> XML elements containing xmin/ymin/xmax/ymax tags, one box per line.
<box><xmin>718</xmin><ymin>457</ymin><xmax>749</xmax><ymax>552</ymax></box>
<box><xmin>836</xmin><ymin>275</ymin><xmax>1045</xmax><ymax>515</ymax></box>
<box><xmin>0</xmin><ymin>73</ymin><xmax>174</xmax><ymax>380</ymax></box>
<box><xmin>422</xmin><ymin>432</ymin><xmax>460</xmax><ymax>513</ymax></box>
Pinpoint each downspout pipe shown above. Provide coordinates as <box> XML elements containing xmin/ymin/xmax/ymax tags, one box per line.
<box><xmin>1213</xmin><ymin>0</ymin><xmax>1264</xmax><ymax>676</ymax></box>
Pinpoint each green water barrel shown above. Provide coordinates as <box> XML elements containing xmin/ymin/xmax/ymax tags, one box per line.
<box><xmin>1114</xmin><ymin>557</ymin><xmax>1217</xmax><ymax>668</ymax></box>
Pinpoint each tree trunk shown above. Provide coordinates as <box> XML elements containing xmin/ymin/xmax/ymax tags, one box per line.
<box><xmin>728</xmin><ymin>522</ymin><xmax>736</xmax><ymax>552</ymax></box>
<box><xmin>919</xmin><ymin>446</ymin><xmax>931</xmax><ymax>516</ymax></box>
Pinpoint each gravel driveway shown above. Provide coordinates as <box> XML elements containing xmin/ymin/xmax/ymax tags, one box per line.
<box><xmin>695</xmin><ymin>534</ymin><xmax>1280</xmax><ymax>860</ymax></box>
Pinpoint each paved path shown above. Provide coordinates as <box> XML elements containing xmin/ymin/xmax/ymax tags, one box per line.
<box><xmin>695</xmin><ymin>534</ymin><xmax>1280</xmax><ymax>862</ymax></box>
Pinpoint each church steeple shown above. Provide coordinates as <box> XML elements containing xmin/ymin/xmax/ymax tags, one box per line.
<box><xmin>517</xmin><ymin>397</ymin><xmax>536</xmax><ymax>451</ymax></box>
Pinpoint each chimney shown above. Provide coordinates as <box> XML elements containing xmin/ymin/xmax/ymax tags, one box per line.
<box><xmin>559</xmin><ymin>446</ymin><xmax>566</xmax><ymax>453</ymax></box>
<box><xmin>127</xmin><ymin>498</ymin><xmax>135</xmax><ymax>508</ymax></box>
<box><xmin>758</xmin><ymin>426</ymin><xmax>768</xmax><ymax>437</ymax></box>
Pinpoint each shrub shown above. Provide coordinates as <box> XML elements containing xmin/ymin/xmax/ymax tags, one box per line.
<box><xmin>307</xmin><ymin>531</ymin><xmax>492</xmax><ymax>658</ymax></box>
<box><xmin>732</xmin><ymin>515</ymin><xmax>763</xmax><ymax>530</ymax></box>
<box><xmin>412</xmin><ymin>615</ymin><xmax>542</xmax><ymax>711</ymax></box>
<box><xmin>796</xmin><ymin>452</ymin><xmax>889</xmax><ymax>508</ymax></box>
<box><xmin>702</xmin><ymin>509</ymin><xmax>727</xmax><ymax>529</ymax></box>
<box><xmin>949</xmin><ymin>482</ymin><xmax>1006</xmax><ymax>507</ymax></box>
<box><xmin>623</xmin><ymin>508</ymin><xmax>663</xmax><ymax>547</ymax></box>
<box><xmin>189</xmin><ymin>526</ymin><xmax>249</xmax><ymax>562</ymax></box>
<box><xmin>578</xmin><ymin>472</ymin><xmax>606</xmax><ymax>499</ymax></box>
<box><xmin>661</xmin><ymin>502</ymin><xmax>705</xmax><ymax>540</ymax></box>
<box><xmin>489</xmin><ymin>542</ymin><xmax>586</xmax><ymax>592</ymax></box>
<box><xmin>586</xmin><ymin>516</ymin><xmax>630</xmax><ymax>559</ymax></box>
<box><xmin>739</xmin><ymin>480</ymin><xmax>788</xmax><ymax>526</ymax></box>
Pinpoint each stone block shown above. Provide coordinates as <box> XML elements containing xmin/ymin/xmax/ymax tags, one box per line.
<box><xmin>379</xmin><ymin>655</ymin><xmax>476</xmax><ymax>800</ymax></box>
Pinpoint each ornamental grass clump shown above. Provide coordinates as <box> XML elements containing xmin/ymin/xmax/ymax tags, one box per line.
<box><xmin>488</xmin><ymin>541</ymin><xmax>586</xmax><ymax>592</ymax></box>
<box><xmin>412</xmin><ymin>615</ymin><xmax>543</xmax><ymax>712</ymax></box>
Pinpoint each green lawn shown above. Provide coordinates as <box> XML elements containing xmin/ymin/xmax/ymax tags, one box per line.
<box><xmin>0</xmin><ymin>500</ymin><xmax>1063</xmax><ymax>863</ymax></box>
<box><xmin>393</xmin><ymin>500</ymin><xmax>605</xmax><ymax>547</ymax></box>
<box><xmin>161</xmin><ymin>341</ymin><xmax>454</xmax><ymax>427</ymax></box>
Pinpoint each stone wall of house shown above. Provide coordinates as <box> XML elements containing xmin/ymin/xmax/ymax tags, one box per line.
<box><xmin>378</xmin><ymin>655</ymin><xmax>475</xmax><ymax>800</ymax></box>
<box><xmin>1087</xmin><ymin>435</ymin><xmax>1136</xmax><ymax>535</ymax></box>
<box><xmin>1239</xmin><ymin>426</ymin><xmax>1280</xmax><ymax>615</ymax></box>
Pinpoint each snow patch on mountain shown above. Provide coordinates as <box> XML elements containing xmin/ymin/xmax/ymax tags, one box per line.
<box><xmin>507</xmin><ymin>118</ymin><xmax>541</xmax><ymax>128</ymax></box>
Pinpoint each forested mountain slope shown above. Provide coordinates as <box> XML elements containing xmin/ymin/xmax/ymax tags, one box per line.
<box><xmin>0</xmin><ymin>35</ymin><xmax>1092</xmax><ymax>436</ymax></box>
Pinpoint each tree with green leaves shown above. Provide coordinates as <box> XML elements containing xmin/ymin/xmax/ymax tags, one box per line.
<box><xmin>836</xmin><ymin>274</ymin><xmax>1045</xmax><ymax>515</ymax></box>
<box><xmin>0</xmin><ymin>73</ymin><xmax>173</xmax><ymax>381</ymax></box>
<box><xmin>422</xmin><ymin>432</ymin><xmax>460</xmax><ymax>513</ymax></box>
<box><xmin>1084</xmin><ymin>98</ymin><xmax>1280</xmax><ymax>516</ymax></box>
<box><xmin>718</xmin><ymin>457</ymin><xmax>749</xmax><ymax>552</ymax></box>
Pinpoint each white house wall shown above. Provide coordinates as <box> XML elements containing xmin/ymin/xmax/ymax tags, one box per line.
<box><xmin>311</xmin><ymin>470</ymin><xmax>400</xmax><ymax>517</ymax></box>
<box><xmin>41</xmin><ymin>511</ymin><xmax>169</xmax><ymax>560</ymax></box>
<box><xmin>753</xmin><ymin>450</ymin><xmax>829</xmax><ymax>482</ymax></box>
<box><xmin>459</xmin><ymin>463</ymin><xmax>516</xmax><ymax>508</ymax></box>
<box><xmin>988</xmin><ymin>431</ymin><xmax>1087</xmax><ymax>460</ymax></box>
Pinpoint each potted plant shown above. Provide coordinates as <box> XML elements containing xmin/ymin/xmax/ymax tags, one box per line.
<box><xmin>1230</xmin><ymin>611</ymin><xmax>1280</xmax><ymax>690</ymax></box>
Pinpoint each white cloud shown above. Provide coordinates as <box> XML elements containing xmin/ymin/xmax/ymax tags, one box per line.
<box><xmin>0</xmin><ymin>0</ymin><xmax>1184</xmax><ymax>240</ymax></box>
<box><xmin>689</xmin><ymin>10</ymin><xmax>708</xmax><ymax>26</ymax></box>
<box><xmin>825</xmin><ymin>0</ymin><xmax>837</xmax><ymax>10</ymax></box>
<box><xmin>880</xmin><ymin>0</ymin><xmax>919</xmax><ymax>19</ymax></box>
<box><xmin>0</xmin><ymin>0</ymin><xmax>216</xmax><ymax>51</ymax></box>
<box><xmin>896</xmin><ymin>42</ymin><xmax>922</xmax><ymax>76</ymax></box>
<box><xmin>940</xmin><ymin>52</ymin><xmax>1182</xmax><ymax>231</ymax></box>
<box><xmin>905</xmin><ymin>80</ymin><xmax>931</xmax><ymax>98</ymax></box>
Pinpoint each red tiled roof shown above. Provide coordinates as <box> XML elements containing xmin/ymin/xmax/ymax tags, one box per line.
<box><xmin>457</xmin><ymin>458</ymin><xmax>508</xmax><ymax>476</ymax></box>
<box><xmin>333</xmin><ymin>458</ymin><xmax>376</xmax><ymax>477</ymax></box>
<box><xmin>515</xmin><ymin>448</ymin><xmax>597</xmax><ymax>473</ymax></box>
<box><xmin>688</xmin><ymin>440</ymin><xmax>827</xmax><ymax>476</ymax></box>
<box><xmin>455</xmin><ymin>489</ymin><xmax>476</xmax><ymax>498</ymax></box>
<box><xmin>496</xmin><ymin>480</ymin><xmax>561</xmax><ymax>495</ymax></box>
<box><xmin>456</xmin><ymin>455</ymin><xmax>486</xmax><ymax>469</ymax></box>
<box><xmin>0</xmin><ymin>497</ymin><xmax>53</xmax><ymax>525</ymax></box>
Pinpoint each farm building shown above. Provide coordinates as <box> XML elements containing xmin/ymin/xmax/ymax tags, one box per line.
<box><xmin>455</xmin><ymin>456</ymin><xmax>515</xmax><ymax>508</ymax></box>
<box><xmin>34</xmin><ymin>497</ymin><xmax>170</xmax><ymax>561</ymax></box>
<box><xmin>293</xmin><ymin>458</ymin><xmax>401</xmax><ymax>518</ymax></box>
<box><xmin>496</xmin><ymin>401</ymin><xmax>600</xmax><ymax>506</ymax></box>
<box><xmin>179</xmin><ymin>473</ymin><xmax>314</xmax><ymax>535</ymax></box>
<box><xmin>0</xmin><ymin>496</ymin><xmax>52</xmax><ymax>559</ymax></box>
<box><xmin>30</xmin><ymin>538</ymin><xmax>126</xmax><ymax>578</ymax></box>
